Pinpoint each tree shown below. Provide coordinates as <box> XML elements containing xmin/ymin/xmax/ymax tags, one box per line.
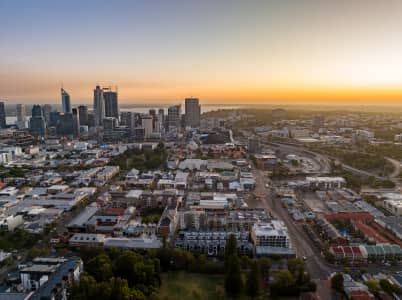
<box><xmin>379</xmin><ymin>278</ymin><xmax>399</xmax><ymax>295</ymax></box>
<box><xmin>258</xmin><ymin>257</ymin><xmax>271</xmax><ymax>279</ymax></box>
<box><xmin>71</xmin><ymin>273</ymin><xmax>98</xmax><ymax>300</ymax></box>
<box><xmin>331</xmin><ymin>273</ymin><xmax>344</xmax><ymax>292</ymax></box>
<box><xmin>224</xmin><ymin>255</ymin><xmax>243</xmax><ymax>297</ymax></box>
<box><xmin>225</xmin><ymin>234</ymin><xmax>237</xmax><ymax>258</ymax></box>
<box><xmin>110</xmin><ymin>277</ymin><xmax>144</xmax><ymax>300</ymax></box>
<box><xmin>360</xmin><ymin>268</ymin><xmax>368</xmax><ymax>275</ymax></box>
<box><xmin>366</xmin><ymin>279</ymin><xmax>381</xmax><ymax>295</ymax></box>
<box><xmin>240</xmin><ymin>255</ymin><xmax>252</xmax><ymax>270</ymax></box>
<box><xmin>71</xmin><ymin>274</ymin><xmax>146</xmax><ymax>300</ymax></box>
<box><xmin>287</xmin><ymin>258</ymin><xmax>305</xmax><ymax>284</ymax></box>
<box><xmin>86</xmin><ymin>253</ymin><xmax>113</xmax><ymax>282</ymax></box>
<box><xmin>246</xmin><ymin>261</ymin><xmax>262</xmax><ymax>298</ymax></box>
<box><xmin>270</xmin><ymin>270</ymin><xmax>296</xmax><ymax>296</ymax></box>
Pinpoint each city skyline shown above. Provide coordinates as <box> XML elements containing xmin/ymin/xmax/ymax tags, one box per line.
<box><xmin>2</xmin><ymin>0</ymin><xmax>402</xmax><ymax>105</ymax></box>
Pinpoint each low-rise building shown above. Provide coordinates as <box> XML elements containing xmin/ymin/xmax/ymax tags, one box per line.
<box><xmin>69</xmin><ymin>233</ymin><xmax>106</xmax><ymax>247</ymax></box>
<box><xmin>175</xmin><ymin>230</ymin><xmax>252</xmax><ymax>256</ymax></box>
<box><xmin>19</xmin><ymin>257</ymin><xmax>82</xmax><ymax>299</ymax></box>
<box><xmin>252</xmin><ymin>220</ymin><xmax>295</xmax><ymax>257</ymax></box>
<box><xmin>306</xmin><ymin>177</ymin><xmax>346</xmax><ymax>190</ymax></box>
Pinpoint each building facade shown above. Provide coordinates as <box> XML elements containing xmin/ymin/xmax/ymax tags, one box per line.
<box><xmin>93</xmin><ymin>85</ymin><xmax>105</xmax><ymax>127</ymax></box>
<box><xmin>167</xmin><ymin>105</ymin><xmax>181</xmax><ymax>130</ymax></box>
<box><xmin>103</xmin><ymin>86</ymin><xmax>119</xmax><ymax>119</ymax></box>
<box><xmin>78</xmin><ymin>105</ymin><xmax>89</xmax><ymax>126</ymax></box>
<box><xmin>0</xmin><ymin>102</ymin><xmax>6</xmax><ymax>128</ymax></box>
<box><xmin>16</xmin><ymin>104</ymin><xmax>26</xmax><ymax>122</ymax></box>
<box><xmin>61</xmin><ymin>88</ymin><xmax>71</xmax><ymax>114</ymax></box>
<box><xmin>185</xmin><ymin>98</ymin><xmax>201</xmax><ymax>128</ymax></box>
<box><xmin>30</xmin><ymin>105</ymin><xmax>46</xmax><ymax>137</ymax></box>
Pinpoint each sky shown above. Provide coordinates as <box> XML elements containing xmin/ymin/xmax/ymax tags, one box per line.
<box><xmin>1</xmin><ymin>0</ymin><xmax>402</xmax><ymax>105</ymax></box>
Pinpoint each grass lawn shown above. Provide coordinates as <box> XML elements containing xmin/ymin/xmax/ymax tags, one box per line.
<box><xmin>158</xmin><ymin>271</ymin><xmax>226</xmax><ymax>300</ymax></box>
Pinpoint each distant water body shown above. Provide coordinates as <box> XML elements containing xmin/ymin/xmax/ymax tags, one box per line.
<box><xmin>6</xmin><ymin>104</ymin><xmax>242</xmax><ymax>125</ymax></box>
<box><xmin>120</xmin><ymin>104</ymin><xmax>242</xmax><ymax>114</ymax></box>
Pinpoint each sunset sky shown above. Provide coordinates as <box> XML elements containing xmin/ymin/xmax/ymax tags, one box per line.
<box><xmin>1</xmin><ymin>0</ymin><xmax>402</xmax><ymax>105</ymax></box>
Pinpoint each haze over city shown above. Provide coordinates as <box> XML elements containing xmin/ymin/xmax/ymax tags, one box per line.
<box><xmin>4</xmin><ymin>1</ymin><xmax>402</xmax><ymax>300</ymax></box>
<box><xmin>2</xmin><ymin>0</ymin><xmax>402</xmax><ymax>105</ymax></box>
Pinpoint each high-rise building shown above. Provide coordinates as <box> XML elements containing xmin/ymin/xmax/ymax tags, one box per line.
<box><xmin>93</xmin><ymin>85</ymin><xmax>105</xmax><ymax>127</ymax></box>
<box><xmin>149</xmin><ymin>109</ymin><xmax>157</xmax><ymax>131</ymax></box>
<box><xmin>158</xmin><ymin>108</ymin><xmax>164</xmax><ymax>133</ymax></box>
<box><xmin>57</xmin><ymin>113</ymin><xmax>73</xmax><ymax>136</ymax></box>
<box><xmin>87</xmin><ymin>112</ymin><xmax>95</xmax><ymax>128</ymax></box>
<box><xmin>103</xmin><ymin>86</ymin><xmax>119</xmax><ymax>119</ymax></box>
<box><xmin>78</xmin><ymin>105</ymin><xmax>89</xmax><ymax>126</ymax></box>
<box><xmin>72</xmin><ymin>108</ymin><xmax>80</xmax><ymax>137</ymax></box>
<box><xmin>61</xmin><ymin>88</ymin><xmax>71</xmax><ymax>114</ymax></box>
<box><xmin>16</xmin><ymin>104</ymin><xmax>26</xmax><ymax>122</ymax></box>
<box><xmin>42</xmin><ymin>104</ymin><xmax>52</xmax><ymax>124</ymax></box>
<box><xmin>0</xmin><ymin>102</ymin><xmax>6</xmax><ymax>128</ymax></box>
<box><xmin>30</xmin><ymin>105</ymin><xmax>46</xmax><ymax>137</ymax></box>
<box><xmin>185</xmin><ymin>98</ymin><xmax>201</xmax><ymax>128</ymax></box>
<box><xmin>49</xmin><ymin>111</ymin><xmax>61</xmax><ymax>128</ymax></box>
<box><xmin>120</xmin><ymin>111</ymin><xmax>135</xmax><ymax>128</ymax></box>
<box><xmin>167</xmin><ymin>105</ymin><xmax>181</xmax><ymax>130</ymax></box>
<box><xmin>103</xmin><ymin>117</ymin><xmax>118</xmax><ymax>132</ymax></box>
<box><xmin>141</xmin><ymin>115</ymin><xmax>153</xmax><ymax>139</ymax></box>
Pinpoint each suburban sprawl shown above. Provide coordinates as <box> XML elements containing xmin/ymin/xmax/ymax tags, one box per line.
<box><xmin>0</xmin><ymin>98</ymin><xmax>402</xmax><ymax>299</ymax></box>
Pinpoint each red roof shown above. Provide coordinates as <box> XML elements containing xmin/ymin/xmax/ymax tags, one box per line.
<box><xmin>352</xmin><ymin>246</ymin><xmax>362</xmax><ymax>255</ymax></box>
<box><xmin>332</xmin><ymin>246</ymin><xmax>344</xmax><ymax>254</ymax></box>
<box><xmin>355</xmin><ymin>220</ymin><xmax>390</xmax><ymax>244</ymax></box>
<box><xmin>343</xmin><ymin>246</ymin><xmax>353</xmax><ymax>254</ymax></box>
<box><xmin>350</xmin><ymin>290</ymin><xmax>375</xmax><ymax>300</ymax></box>
<box><xmin>106</xmin><ymin>207</ymin><xmax>125</xmax><ymax>215</ymax></box>
<box><xmin>325</xmin><ymin>212</ymin><xmax>374</xmax><ymax>222</ymax></box>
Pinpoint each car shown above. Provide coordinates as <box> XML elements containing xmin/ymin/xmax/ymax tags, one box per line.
<box><xmin>302</xmin><ymin>256</ymin><xmax>307</xmax><ymax>261</ymax></box>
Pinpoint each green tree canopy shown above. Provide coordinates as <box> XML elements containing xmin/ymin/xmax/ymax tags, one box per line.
<box><xmin>224</xmin><ymin>255</ymin><xmax>243</xmax><ymax>297</ymax></box>
<box><xmin>331</xmin><ymin>273</ymin><xmax>344</xmax><ymax>292</ymax></box>
<box><xmin>246</xmin><ymin>260</ymin><xmax>262</xmax><ymax>298</ymax></box>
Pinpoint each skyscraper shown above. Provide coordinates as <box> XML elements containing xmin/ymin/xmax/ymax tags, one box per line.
<box><xmin>120</xmin><ymin>111</ymin><xmax>135</xmax><ymax>128</ymax></box>
<box><xmin>42</xmin><ymin>104</ymin><xmax>52</xmax><ymax>124</ymax></box>
<box><xmin>78</xmin><ymin>105</ymin><xmax>89</xmax><ymax>126</ymax></box>
<box><xmin>149</xmin><ymin>109</ymin><xmax>157</xmax><ymax>131</ymax></box>
<box><xmin>16</xmin><ymin>104</ymin><xmax>26</xmax><ymax>122</ymax></box>
<box><xmin>141</xmin><ymin>115</ymin><xmax>153</xmax><ymax>139</ymax></box>
<box><xmin>72</xmin><ymin>108</ymin><xmax>80</xmax><ymax>137</ymax></box>
<box><xmin>61</xmin><ymin>88</ymin><xmax>71</xmax><ymax>114</ymax></box>
<box><xmin>158</xmin><ymin>108</ymin><xmax>165</xmax><ymax>133</ymax></box>
<box><xmin>49</xmin><ymin>111</ymin><xmax>60</xmax><ymax>128</ymax></box>
<box><xmin>0</xmin><ymin>102</ymin><xmax>6</xmax><ymax>128</ymax></box>
<box><xmin>30</xmin><ymin>105</ymin><xmax>46</xmax><ymax>137</ymax></box>
<box><xmin>103</xmin><ymin>86</ymin><xmax>119</xmax><ymax>119</ymax></box>
<box><xmin>57</xmin><ymin>113</ymin><xmax>73</xmax><ymax>136</ymax></box>
<box><xmin>167</xmin><ymin>105</ymin><xmax>181</xmax><ymax>130</ymax></box>
<box><xmin>93</xmin><ymin>85</ymin><xmax>105</xmax><ymax>127</ymax></box>
<box><xmin>185</xmin><ymin>98</ymin><xmax>201</xmax><ymax>128</ymax></box>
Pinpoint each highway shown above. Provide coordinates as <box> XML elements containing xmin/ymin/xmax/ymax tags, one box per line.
<box><xmin>268</xmin><ymin>141</ymin><xmax>394</xmax><ymax>181</ymax></box>
<box><xmin>267</xmin><ymin>142</ymin><xmax>331</xmax><ymax>174</ymax></box>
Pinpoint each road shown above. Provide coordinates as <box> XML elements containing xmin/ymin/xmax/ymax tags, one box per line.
<box><xmin>341</xmin><ymin>163</ymin><xmax>388</xmax><ymax>181</ymax></box>
<box><xmin>252</xmin><ymin>166</ymin><xmax>335</xmax><ymax>280</ymax></box>
<box><xmin>385</xmin><ymin>157</ymin><xmax>401</xmax><ymax>181</ymax></box>
<box><xmin>268</xmin><ymin>142</ymin><xmax>394</xmax><ymax>181</ymax></box>
<box><xmin>267</xmin><ymin>142</ymin><xmax>331</xmax><ymax>174</ymax></box>
<box><xmin>252</xmin><ymin>155</ymin><xmax>401</xmax><ymax>278</ymax></box>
